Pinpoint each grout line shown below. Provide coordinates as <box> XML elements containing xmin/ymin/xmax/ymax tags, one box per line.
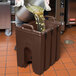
<box><xmin>30</xmin><ymin>65</ymin><xmax>32</xmax><ymax>76</ymax></box>
<box><xmin>3</xmin><ymin>66</ymin><xmax>17</xmax><ymax>68</ymax></box>
<box><xmin>43</xmin><ymin>73</ymin><xmax>44</xmax><ymax>76</ymax></box>
<box><xmin>29</xmin><ymin>64</ymin><xmax>32</xmax><ymax>76</ymax></box>
<box><xmin>71</xmin><ymin>41</ymin><xmax>76</xmax><ymax>65</ymax></box>
<box><xmin>60</xmin><ymin>59</ymin><xmax>70</xmax><ymax>76</ymax></box>
<box><xmin>29</xmin><ymin>64</ymin><xmax>31</xmax><ymax>73</ymax></box>
<box><xmin>52</xmin><ymin>66</ymin><xmax>57</xmax><ymax>76</ymax></box>
<box><xmin>4</xmin><ymin>39</ymin><xmax>8</xmax><ymax>76</ymax></box>
<box><xmin>0</xmin><ymin>55</ymin><xmax>7</xmax><ymax>57</ymax></box>
<box><xmin>0</xmin><ymin>46</ymin><xmax>8</xmax><ymax>47</ymax></box>
<box><xmin>29</xmin><ymin>64</ymin><xmax>41</xmax><ymax>76</ymax></box>
<box><xmin>16</xmin><ymin>54</ymin><xmax>19</xmax><ymax>76</ymax></box>
<box><xmin>0</xmin><ymin>55</ymin><xmax>16</xmax><ymax>57</ymax></box>
<box><xmin>63</xmin><ymin>44</ymin><xmax>76</xmax><ymax>66</ymax></box>
<box><xmin>6</xmin><ymin>54</ymin><xmax>16</xmax><ymax>56</ymax></box>
<box><xmin>55</xmin><ymin>68</ymin><xmax>76</xmax><ymax>71</ymax></box>
<box><xmin>60</xmin><ymin>43</ymin><xmax>71</xmax><ymax>76</ymax></box>
<box><xmin>17</xmin><ymin>66</ymin><xmax>19</xmax><ymax>76</ymax></box>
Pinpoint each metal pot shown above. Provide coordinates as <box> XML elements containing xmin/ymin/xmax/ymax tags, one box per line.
<box><xmin>16</xmin><ymin>6</ymin><xmax>34</xmax><ymax>22</ymax></box>
<box><xmin>16</xmin><ymin>0</ymin><xmax>45</xmax><ymax>22</ymax></box>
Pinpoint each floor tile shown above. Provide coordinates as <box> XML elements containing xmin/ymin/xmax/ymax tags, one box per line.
<box><xmin>0</xmin><ymin>56</ymin><xmax>6</xmax><ymax>62</ymax></box>
<box><xmin>0</xmin><ymin>68</ymin><xmax>5</xmax><ymax>74</ymax></box>
<box><xmin>63</xmin><ymin>44</ymin><xmax>73</xmax><ymax>48</ymax></box>
<box><xmin>0</xmin><ymin>47</ymin><xmax>7</xmax><ymax>51</ymax></box>
<box><xmin>7</xmin><ymin>50</ymin><xmax>16</xmax><ymax>56</ymax></box>
<box><xmin>47</xmin><ymin>65</ymin><xmax>54</xmax><ymax>71</ymax></box>
<box><xmin>18</xmin><ymin>65</ymin><xmax>30</xmax><ymax>73</ymax></box>
<box><xmin>30</xmin><ymin>64</ymin><xmax>33</xmax><ymax>73</ymax></box>
<box><xmin>68</xmin><ymin>51</ymin><xmax>76</xmax><ymax>57</ymax></box>
<box><xmin>72</xmin><ymin>44</ymin><xmax>76</xmax><ymax>48</ymax></box>
<box><xmin>6</xmin><ymin>61</ymin><xmax>17</xmax><ymax>67</ymax></box>
<box><xmin>6</xmin><ymin>73</ymin><xmax>17</xmax><ymax>76</ymax></box>
<box><xmin>24</xmin><ymin>65</ymin><xmax>31</xmax><ymax>73</ymax></box>
<box><xmin>18</xmin><ymin>67</ymin><xmax>26</xmax><ymax>73</ymax></box>
<box><xmin>0</xmin><ymin>41</ymin><xmax>7</xmax><ymax>47</ymax></box>
<box><xmin>44</xmin><ymin>70</ymin><xmax>56</xmax><ymax>76</ymax></box>
<box><xmin>0</xmin><ymin>62</ymin><xmax>6</xmax><ymax>68</ymax></box>
<box><xmin>19</xmin><ymin>73</ymin><xmax>31</xmax><ymax>76</ymax></box>
<box><xmin>6</xmin><ymin>67</ymin><xmax>17</xmax><ymax>74</ymax></box>
<box><xmin>8</xmin><ymin>46</ymin><xmax>15</xmax><ymax>51</ymax></box>
<box><xmin>71</xmin><ymin>57</ymin><xmax>76</xmax><ymax>64</ymax></box>
<box><xmin>7</xmin><ymin>56</ymin><xmax>17</xmax><ymax>62</ymax></box>
<box><xmin>68</xmin><ymin>70</ymin><xmax>76</xmax><ymax>76</ymax></box>
<box><xmin>64</xmin><ymin>63</ymin><xmax>76</xmax><ymax>70</ymax></box>
<box><xmin>8</xmin><ymin>37</ymin><xmax>16</xmax><ymax>46</ymax></box>
<box><xmin>56</xmin><ymin>70</ymin><xmax>69</xmax><ymax>76</ymax></box>
<box><xmin>60</xmin><ymin>52</ymin><xmax>69</xmax><ymax>58</ymax></box>
<box><xmin>8</xmin><ymin>42</ymin><xmax>16</xmax><ymax>47</ymax></box>
<box><xmin>61</xmin><ymin>57</ymin><xmax>72</xmax><ymax>63</ymax></box>
<box><xmin>55</xmin><ymin>59</ymin><xmax>62</xmax><ymax>64</ymax></box>
<box><xmin>53</xmin><ymin>63</ymin><xmax>65</xmax><ymax>70</ymax></box>
<box><xmin>0</xmin><ymin>74</ymin><xmax>5</xmax><ymax>76</ymax></box>
<box><xmin>0</xmin><ymin>51</ymin><xmax>7</xmax><ymax>56</ymax></box>
<box><xmin>66</xmin><ymin>47</ymin><xmax>76</xmax><ymax>52</ymax></box>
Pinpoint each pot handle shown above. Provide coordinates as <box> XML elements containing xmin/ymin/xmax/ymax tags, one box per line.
<box><xmin>21</xmin><ymin>24</ymin><xmax>34</xmax><ymax>30</ymax></box>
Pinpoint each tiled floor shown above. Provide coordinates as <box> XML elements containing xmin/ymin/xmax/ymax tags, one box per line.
<box><xmin>0</xmin><ymin>26</ymin><xmax>76</xmax><ymax>76</ymax></box>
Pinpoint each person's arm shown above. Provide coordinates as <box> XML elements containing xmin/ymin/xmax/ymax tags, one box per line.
<box><xmin>46</xmin><ymin>0</ymin><xmax>50</xmax><ymax>5</ymax></box>
<box><xmin>44</xmin><ymin>0</ymin><xmax>51</xmax><ymax>11</ymax></box>
<box><xmin>15</xmin><ymin>0</ymin><xmax>24</xmax><ymax>7</ymax></box>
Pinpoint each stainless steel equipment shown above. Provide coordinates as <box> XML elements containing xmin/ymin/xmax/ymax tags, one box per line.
<box><xmin>0</xmin><ymin>2</ymin><xmax>11</xmax><ymax>29</ymax></box>
<box><xmin>0</xmin><ymin>2</ymin><xmax>11</xmax><ymax>36</ymax></box>
<box><xmin>65</xmin><ymin>0</ymin><xmax>76</xmax><ymax>25</ymax></box>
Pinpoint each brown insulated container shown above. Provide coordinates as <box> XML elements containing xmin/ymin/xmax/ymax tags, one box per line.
<box><xmin>16</xmin><ymin>16</ymin><xmax>61</xmax><ymax>75</ymax></box>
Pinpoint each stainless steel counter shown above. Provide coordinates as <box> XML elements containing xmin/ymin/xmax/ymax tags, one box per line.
<box><xmin>65</xmin><ymin>0</ymin><xmax>76</xmax><ymax>25</ymax></box>
<box><xmin>0</xmin><ymin>2</ymin><xmax>11</xmax><ymax>29</ymax></box>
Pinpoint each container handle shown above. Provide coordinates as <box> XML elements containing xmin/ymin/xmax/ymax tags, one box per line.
<box><xmin>21</xmin><ymin>24</ymin><xmax>34</xmax><ymax>30</ymax></box>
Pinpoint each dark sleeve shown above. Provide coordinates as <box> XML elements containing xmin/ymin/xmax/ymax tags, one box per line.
<box><xmin>11</xmin><ymin>0</ymin><xmax>15</xmax><ymax>5</ymax></box>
